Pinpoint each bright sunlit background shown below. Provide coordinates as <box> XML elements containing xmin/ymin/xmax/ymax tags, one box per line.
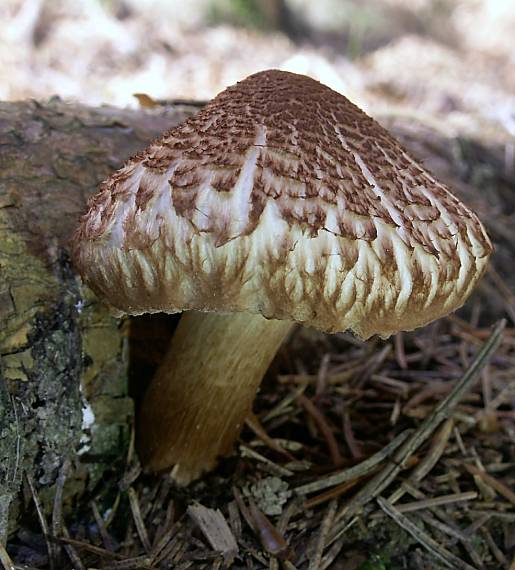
<box><xmin>1</xmin><ymin>0</ymin><xmax>514</xmax><ymax>137</ymax></box>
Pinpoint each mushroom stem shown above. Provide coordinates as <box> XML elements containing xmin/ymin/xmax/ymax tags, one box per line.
<box><xmin>138</xmin><ymin>311</ymin><xmax>292</xmax><ymax>484</ymax></box>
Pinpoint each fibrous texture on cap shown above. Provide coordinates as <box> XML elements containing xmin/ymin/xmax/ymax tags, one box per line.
<box><xmin>72</xmin><ymin>70</ymin><xmax>492</xmax><ymax>339</ymax></box>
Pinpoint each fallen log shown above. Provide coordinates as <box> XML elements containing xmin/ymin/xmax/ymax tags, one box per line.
<box><xmin>0</xmin><ymin>97</ymin><xmax>196</xmax><ymax>541</ymax></box>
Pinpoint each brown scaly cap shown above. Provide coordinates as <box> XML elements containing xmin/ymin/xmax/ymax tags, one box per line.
<box><xmin>72</xmin><ymin>70</ymin><xmax>492</xmax><ymax>339</ymax></box>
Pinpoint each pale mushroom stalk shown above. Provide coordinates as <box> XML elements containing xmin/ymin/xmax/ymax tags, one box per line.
<box><xmin>139</xmin><ymin>312</ymin><xmax>291</xmax><ymax>483</ymax></box>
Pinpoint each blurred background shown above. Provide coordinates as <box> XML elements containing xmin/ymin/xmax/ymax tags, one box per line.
<box><xmin>1</xmin><ymin>0</ymin><xmax>514</xmax><ymax>143</ymax></box>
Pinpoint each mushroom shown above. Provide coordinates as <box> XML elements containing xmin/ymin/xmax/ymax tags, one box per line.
<box><xmin>71</xmin><ymin>70</ymin><xmax>492</xmax><ymax>484</ymax></box>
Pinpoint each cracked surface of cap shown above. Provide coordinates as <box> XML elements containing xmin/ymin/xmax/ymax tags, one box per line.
<box><xmin>72</xmin><ymin>70</ymin><xmax>492</xmax><ymax>339</ymax></box>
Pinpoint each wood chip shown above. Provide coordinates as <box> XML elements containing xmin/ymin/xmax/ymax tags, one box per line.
<box><xmin>187</xmin><ymin>503</ymin><xmax>238</xmax><ymax>564</ymax></box>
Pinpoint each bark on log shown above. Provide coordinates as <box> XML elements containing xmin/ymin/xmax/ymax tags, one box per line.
<box><xmin>0</xmin><ymin>98</ymin><xmax>196</xmax><ymax>541</ymax></box>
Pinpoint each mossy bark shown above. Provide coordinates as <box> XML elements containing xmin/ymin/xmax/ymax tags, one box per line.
<box><xmin>0</xmin><ymin>98</ymin><xmax>197</xmax><ymax>542</ymax></box>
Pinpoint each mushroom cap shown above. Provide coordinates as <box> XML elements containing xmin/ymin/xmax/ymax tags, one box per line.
<box><xmin>72</xmin><ymin>70</ymin><xmax>492</xmax><ymax>339</ymax></box>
